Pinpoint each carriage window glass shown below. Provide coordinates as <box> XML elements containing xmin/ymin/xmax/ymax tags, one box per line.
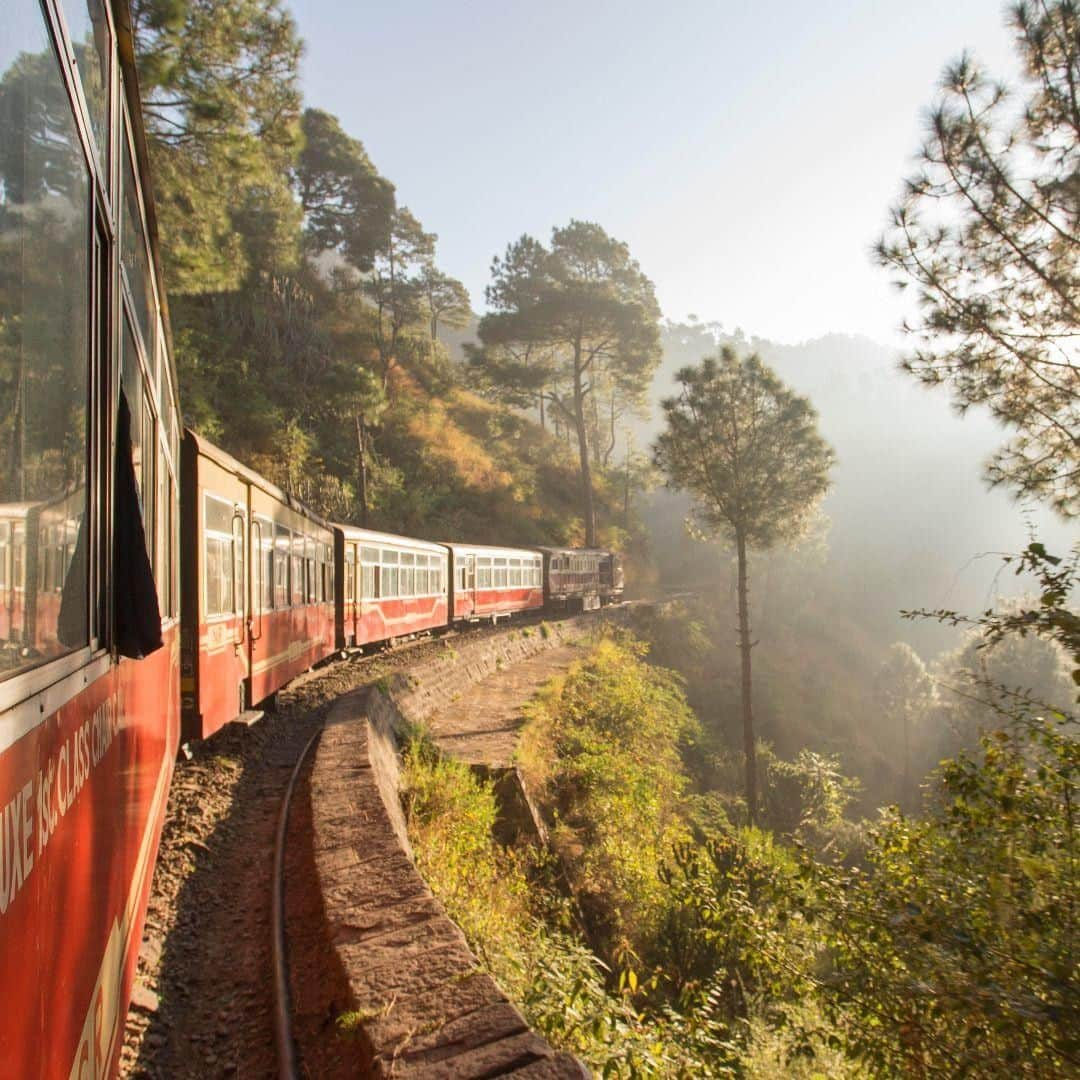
<box><xmin>156</xmin><ymin>442</ymin><xmax>169</xmax><ymax>615</ymax></box>
<box><xmin>382</xmin><ymin>549</ymin><xmax>398</xmax><ymax>565</ymax></box>
<box><xmin>305</xmin><ymin>536</ymin><xmax>316</xmax><ymax>603</ymax></box>
<box><xmin>361</xmin><ymin>546</ymin><xmax>378</xmax><ymax>564</ymax></box>
<box><xmin>361</xmin><ymin>560</ymin><xmax>374</xmax><ymax>600</ymax></box>
<box><xmin>291</xmin><ymin>534</ymin><xmax>303</xmax><ymax>605</ymax></box>
<box><xmin>0</xmin><ymin>5</ymin><xmax>93</xmax><ymax>675</ymax></box>
<box><xmin>255</xmin><ymin>515</ymin><xmax>272</xmax><ymax>611</ymax></box>
<box><xmin>203</xmin><ymin>495</ymin><xmax>234</xmax><ymax>617</ymax></box>
<box><xmin>274</xmin><ymin>523</ymin><xmax>290</xmax><ymax>608</ymax></box>
<box><xmin>121</xmin><ymin>133</ymin><xmax>155</xmax><ymax>349</ymax></box>
<box><xmin>62</xmin><ymin>0</ymin><xmax>110</xmax><ymax>171</ymax></box>
<box><xmin>0</xmin><ymin>524</ymin><xmax>9</xmax><ymax>590</ymax></box>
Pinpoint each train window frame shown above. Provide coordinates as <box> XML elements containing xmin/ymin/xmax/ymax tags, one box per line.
<box><xmin>203</xmin><ymin>493</ymin><xmax>237</xmax><ymax>620</ymax></box>
<box><xmin>56</xmin><ymin>0</ymin><xmax>113</xmax><ymax>185</ymax></box>
<box><xmin>273</xmin><ymin>523</ymin><xmax>290</xmax><ymax>609</ymax></box>
<box><xmin>290</xmin><ymin>533</ymin><xmax>303</xmax><ymax>607</ymax></box>
<box><xmin>254</xmin><ymin>514</ymin><xmax>273</xmax><ymax>613</ymax></box>
<box><xmin>0</xmin><ymin>2</ymin><xmax>109</xmax><ymax>695</ymax></box>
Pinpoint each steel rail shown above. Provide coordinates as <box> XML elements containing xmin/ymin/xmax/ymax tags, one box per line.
<box><xmin>271</xmin><ymin>727</ymin><xmax>321</xmax><ymax>1080</ymax></box>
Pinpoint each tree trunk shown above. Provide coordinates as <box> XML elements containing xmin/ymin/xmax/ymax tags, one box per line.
<box><xmin>355</xmin><ymin>412</ymin><xmax>369</xmax><ymax>527</ymax></box>
<box><xmin>573</xmin><ymin>360</ymin><xmax>597</xmax><ymax>547</ymax></box>
<box><xmin>538</xmin><ymin>390</ymin><xmax>545</xmax><ymax>431</ymax></box>
<box><xmin>736</xmin><ymin>530</ymin><xmax>758</xmax><ymax>825</ymax></box>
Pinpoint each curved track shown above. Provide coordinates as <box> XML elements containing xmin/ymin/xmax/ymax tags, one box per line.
<box><xmin>272</xmin><ymin>727</ymin><xmax>320</xmax><ymax>1079</ymax></box>
<box><xmin>119</xmin><ymin>621</ymin><xmax>537</xmax><ymax>1078</ymax></box>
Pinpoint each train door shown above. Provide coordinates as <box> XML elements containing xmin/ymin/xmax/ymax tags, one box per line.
<box><xmin>233</xmin><ymin>498</ymin><xmax>250</xmax><ymax>712</ymax></box>
<box><xmin>466</xmin><ymin>554</ymin><xmax>478</xmax><ymax>618</ymax></box>
<box><xmin>249</xmin><ymin>512</ymin><xmax>270</xmax><ymax>697</ymax></box>
<box><xmin>345</xmin><ymin>543</ymin><xmax>357</xmax><ymax>646</ymax></box>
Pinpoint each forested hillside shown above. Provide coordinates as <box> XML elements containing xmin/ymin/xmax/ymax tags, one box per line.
<box><xmin>130</xmin><ymin>0</ymin><xmax>640</xmax><ymax>548</ymax></box>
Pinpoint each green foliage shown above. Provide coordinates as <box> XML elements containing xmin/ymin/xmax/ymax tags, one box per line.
<box><xmin>519</xmin><ymin>634</ymin><xmax>699</xmax><ymax>960</ymax></box>
<box><xmin>296</xmin><ymin>108</ymin><xmax>394</xmax><ymax>270</ymax></box>
<box><xmin>810</xmin><ymin>713</ymin><xmax>1078</xmax><ymax>1076</ymax></box>
<box><xmin>400</xmin><ymin>729</ymin><xmax>734</xmax><ymax>1077</ymax></box>
<box><xmin>654</xmin><ymin>348</ymin><xmax>834</xmax><ymax>551</ymax></box>
<box><xmin>478</xmin><ymin>221</ymin><xmax>663</xmax><ymax>545</ymax></box>
<box><xmin>877</xmin><ymin>1</ymin><xmax>1080</xmax><ymax>515</ymax></box>
<box><xmin>657</xmin><ymin>828</ymin><xmax>818</xmax><ymax>1020</ymax></box>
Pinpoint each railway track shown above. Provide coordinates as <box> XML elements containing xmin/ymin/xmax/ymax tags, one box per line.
<box><xmin>119</xmin><ymin>617</ymin><xmax>559</xmax><ymax>1078</ymax></box>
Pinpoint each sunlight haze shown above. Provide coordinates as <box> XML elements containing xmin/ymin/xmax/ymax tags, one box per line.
<box><xmin>290</xmin><ymin>0</ymin><xmax>1018</xmax><ymax>343</ymax></box>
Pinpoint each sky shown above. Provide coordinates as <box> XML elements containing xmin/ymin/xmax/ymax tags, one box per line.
<box><xmin>287</xmin><ymin>0</ymin><xmax>1020</xmax><ymax>346</ymax></box>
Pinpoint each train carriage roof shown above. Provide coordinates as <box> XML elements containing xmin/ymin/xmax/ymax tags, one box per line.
<box><xmin>185</xmin><ymin>429</ymin><xmax>334</xmax><ymax>533</ymax></box>
<box><xmin>335</xmin><ymin>525</ymin><xmax>447</xmax><ymax>556</ymax></box>
<box><xmin>533</xmin><ymin>546</ymin><xmax>614</xmax><ymax>557</ymax></box>
<box><xmin>443</xmin><ymin>543</ymin><xmax>544</xmax><ymax>560</ymax></box>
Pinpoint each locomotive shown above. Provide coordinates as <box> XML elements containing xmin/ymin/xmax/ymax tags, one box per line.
<box><xmin>0</xmin><ymin>2</ymin><xmax>622</xmax><ymax>1074</ymax></box>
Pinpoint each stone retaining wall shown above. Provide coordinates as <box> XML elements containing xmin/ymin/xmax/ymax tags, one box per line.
<box><xmin>305</xmin><ymin>613</ymin><xmax>630</xmax><ymax>1077</ymax></box>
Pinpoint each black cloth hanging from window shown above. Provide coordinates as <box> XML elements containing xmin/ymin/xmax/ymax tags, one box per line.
<box><xmin>114</xmin><ymin>389</ymin><xmax>162</xmax><ymax>658</ymax></box>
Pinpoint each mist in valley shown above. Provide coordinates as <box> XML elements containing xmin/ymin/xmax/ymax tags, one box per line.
<box><xmin>628</xmin><ymin>320</ymin><xmax>1075</xmax><ymax>811</ymax></box>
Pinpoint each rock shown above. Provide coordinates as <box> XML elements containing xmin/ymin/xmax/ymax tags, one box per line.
<box><xmin>130</xmin><ymin>982</ymin><xmax>160</xmax><ymax>1015</ymax></box>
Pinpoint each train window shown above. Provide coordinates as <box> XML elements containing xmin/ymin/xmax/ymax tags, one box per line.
<box><xmin>305</xmin><ymin>536</ymin><xmax>316</xmax><ymax>604</ymax></box>
<box><xmin>156</xmin><ymin>440</ymin><xmax>169</xmax><ymax>615</ymax></box>
<box><xmin>203</xmin><ymin>495</ymin><xmax>235</xmax><ymax>618</ymax></box>
<box><xmin>121</xmin><ymin>129</ymin><xmax>156</xmax><ymax>350</ymax></box>
<box><xmin>274</xmin><ymin>523</ymin><xmax>290</xmax><ymax>607</ymax></box>
<box><xmin>291</xmin><ymin>534</ymin><xmax>303</xmax><ymax>606</ymax></box>
<box><xmin>0</xmin><ymin>6</ymin><xmax>93</xmax><ymax>675</ymax></box>
<box><xmin>255</xmin><ymin>516</ymin><xmax>273</xmax><ymax>611</ymax></box>
<box><xmin>61</xmin><ymin>0</ymin><xmax>111</xmax><ymax>172</ymax></box>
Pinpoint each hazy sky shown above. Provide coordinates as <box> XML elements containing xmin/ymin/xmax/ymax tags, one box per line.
<box><xmin>288</xmin><ymin>1</ymin><xmax>1019</xmax><ymax>345</ymax></box>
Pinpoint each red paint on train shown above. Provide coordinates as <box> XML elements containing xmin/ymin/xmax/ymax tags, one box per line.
<box><xmin>452</xmin><ymin>586</ymin><xmax>543</xmax><ymax>620</ymax></box>
<box><xmin>353</xmin><ymin>594</ymin><xmax>448</xmax><ymax>644</ymax></box>
<box><xmin>0</xmin><ymin>628</ymin><xmax>180</xmax><ymax>1078</ymax></box>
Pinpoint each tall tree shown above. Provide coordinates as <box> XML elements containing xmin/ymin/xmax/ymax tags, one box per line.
<box><xmin>877</xmin><ymin>0</ymin><xmax>1080</xmax><ymax>516</ymax></box>
<box><xmin>364</xmin><ymin>207</ymin><xmax>435</xmax><ymax>386</ymax></box>
<box><xmin>132</xmin><ymin>0</ymin><xmax>304</xmax><ymax>291</ymax></box>
<box><xmin>419</xmin><ymin>265</ymin><xmax>471</xmax><ymax>344</ymax></box>
<box><xmin>295</xmin><ymin>108</ymin><xmax>396</xmax><ymax>271</ymax></box>
<box><xmin>654</xmin><ymin>349</ymin><xmax>834</xmax><ymax>823</ymax></box>
<box><xmin>479</xmin><ymin>221</ymin><xmax>662</xmax><ymax>546</ymax></box>
<box><xmin>875</xmin><ymin>642</ymin><xmax>935</xmax><ymax>804</ymax></box>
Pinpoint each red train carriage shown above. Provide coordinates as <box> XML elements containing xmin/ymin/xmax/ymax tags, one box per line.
<box><xmin>181</xmin><ymin>433</ymin><xmax>336</xmax><ymax>741</ymax></box>
<box><xmin>0</xmin><ymin>0</ymin><xmax>183</xmax><ymax>1075</ymax></box>
<box><xmin>336</xmin><ymin>526</ymin><xmax>449</xmax><ymax>648</ymax></box>
<box><xmin>538</xmin><ymin>547</ymin><xmax>621</xmax><ymax>610</ymax></box>
<box><xmin>446</xmin><ymin>544</ymin><xmax>544</xmax><ymax>622</ymax></box>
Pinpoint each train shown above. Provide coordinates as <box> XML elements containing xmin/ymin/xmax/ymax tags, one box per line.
<box><xmin>0</xmin><ymin>3</ymin><xmax>622</xmax><ymax>1075</ymax></box>
<box><xmin>181</xmin><ymin>432</ymin><xmax>623</xmax><ymax>741</ymax></box>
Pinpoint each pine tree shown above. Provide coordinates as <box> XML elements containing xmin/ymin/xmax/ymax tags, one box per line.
<box><xmin>478</xmin><ymin>221</ymin><xmax>661</xmax><ymax>546</ymax></box>
<box><xmin>878</xmin><ymin>0</ymin><xmax>1080</xmax><ymax>516</ymax></box>
<box><xmin>654</xmin><ymin>348</ymin><xmax>834</xmax><ymax>823</ymax></box>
